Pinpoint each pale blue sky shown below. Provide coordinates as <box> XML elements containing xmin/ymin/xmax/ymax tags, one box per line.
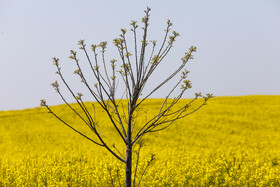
<box><xmin>0</xmin><ymin>0</ymin><xmax>279</xmax><ymax>110</ymax></box>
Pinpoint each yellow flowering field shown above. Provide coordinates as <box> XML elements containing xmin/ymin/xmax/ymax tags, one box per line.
<box><xmin>1</xmin><ymin>95</ymin><xmax>280</xmax><ymax>186</ymax></box>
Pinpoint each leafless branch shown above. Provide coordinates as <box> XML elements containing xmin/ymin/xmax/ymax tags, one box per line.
<box><xmin>41</xmin><ymin>7</ymin><xmax>213</xmax><ymax>186</ymax></box>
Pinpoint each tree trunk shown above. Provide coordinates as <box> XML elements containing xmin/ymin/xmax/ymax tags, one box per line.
<box><xmin>126</xmin><ymin>143</ymin><xmax>132</xmax><ymax>187</ymax></box>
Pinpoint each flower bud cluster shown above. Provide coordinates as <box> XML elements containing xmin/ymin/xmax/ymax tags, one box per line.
<box><xmin>73</xmin><ymin>69</ymin><xmax>82</xmax><ymax>77</ymax></box>
<box><xmin>169</xmin><ymin>31</ymin><xmax>180</xmax><ymax>44</ymax></box>
<box><xmin>141</xmin><ymin>7</ymin><xmax>151</xmax><ymax>28</ymax></box>
<box><xmin>125</xmin><ymin>52</ymin><xmax>133</xmax><ymax>58</ymax></box>
<box><xmin>130</xmin><ymin>20</ymin><xmax>138</xmax><ymax>31</ymax></box>
<box><xmin>51</xmin><ymin>81</ymin><xmax>59</xmax><ymax>92</ymax></box>
<box><xmin>78</xmin><ymin>40</ymin><xmax>86</xmax><ymax>50</ymax></box>
<box><xmin>120</xmin><ymin>63</ymin><xmax>131</xmax><ymax>72</ymax></box>
<box><xmin>111</xmin><ymin>59</ymin><xmax>117</xmax><ymax>70</ymax></box>
<box><xmin>52</xmin><ymin>57</ymin><xmax>59</xmax><ymax>67</ymax></box>
<box><xmin>181</xmin><ymin>80</ymin><xmax>192</xmax><ymax>90</ymax></box>
<box><xmin>117</xmin><ymin>69</ymin><xmax>127</xmax><ymax>76</ymax></box>
<box><xmin>204</xmin><ymin>93</ymin><xmax>214</xmax><ymax>101</ymax></box>
<box><xmin>141</xmin><ymin>40</ymin><xmax>149</xmax><ymax>46</ymax></box>
<box><xmin>189</xmin><ymin>46</ymin><xmax>197</xmax><ymax>52</ymax></box>
<box><xmin>181</xmin><ymin>69</ymin><xmax>190</xmax><ymax>79</ymax></box>
<box><xmin>91</xmin><ymin>44</ymin><xmax>97</xmax><ymax>52</ymax></box>
<box><xmin>40</xmin><ymin>99</ymin><xmax>47</xmax><ymax>107</ymax></box>
<box><xmin>164</xmin><ymin>20</ymin><xmax>173</xmax><ymax>32</ymax></box>
<box><xmin>111</xmin><ymin>75</ymin><xmax>116</xmax><ymax>80</ymax></box>
<box><xmin>75</xmin><ymin>92</ymin><xmax>83</xmax><ymax>101</ymax></box>
<box><xmin>94</xmin><ymin>66</ymin><xmax>99</xmax><ymax>71</ymax></box>
<box><xmin>195</xmin><ymin>92</ymin><xmax>202</xmax><ymax>98</ymax></box>
<box><xmin>121</xmin><ymin>29</ymin><xmax>127</xmax><ymax>35</ymax></box>
<box><xmin>181</xmin><ymin>46</ymin><xmax>197</xmax><ymax>64</ymax></box>
<box><xmin>98</xmin><ymin>41</ymin><xmax>108</xmax><ymax>52</ymax></box>
<box><xmin>113</xmin><ymin>38</ymin><xmax>125</xmax><ymax>48</ymax></box>
<box><xmin>69</xmin><ymin>50</ymin><xmax>77</xmax><ymax>59</ymax></box>
<box><xmin>167</xmin><ymin>19</ymin><xmax>173</xmax><ymax>27</ymax></box>
<box><xmin>151</xmin><ymin>55</ymin><xmax>161</xmax><ymax>64</ymax></box>
<box><xmin>142</xmin><ymin>16</ymin><xmax>149</xmax><ymax>24</ymax></box>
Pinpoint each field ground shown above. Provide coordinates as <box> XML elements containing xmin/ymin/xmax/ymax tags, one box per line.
<box><xmin>0</xmin><ymin>95</ymin><xmax>280</xmax><ymax>186</ymax></box>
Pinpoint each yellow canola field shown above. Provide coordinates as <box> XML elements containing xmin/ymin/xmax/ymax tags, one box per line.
<box><xmin>0</xmin><ymin>95</ymin><xmax>280</xmax><ymax>186</ymax></box>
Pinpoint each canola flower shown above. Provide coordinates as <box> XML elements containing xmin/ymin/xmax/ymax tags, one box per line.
<box><xmin>0</xmin><ymin>96</ymin><xmax>280</xmax><ymax>186</ymax></box>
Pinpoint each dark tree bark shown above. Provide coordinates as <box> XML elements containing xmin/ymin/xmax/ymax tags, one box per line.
<box><xmin>126</xmin><ymin>142</ymin><xmax>132</xmax><ymax>187</ymax></box>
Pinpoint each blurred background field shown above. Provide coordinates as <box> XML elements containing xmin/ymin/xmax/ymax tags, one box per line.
<box><xmin>1</xmin><ymin>95</ymin><xmax>280</xmax><ymax>186</ymax></box>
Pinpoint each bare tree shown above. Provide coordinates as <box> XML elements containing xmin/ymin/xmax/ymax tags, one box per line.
<box><xmin>40</xmin><ymin>7</ymin><xmax>213</xmax><ymax>187</ymax></box>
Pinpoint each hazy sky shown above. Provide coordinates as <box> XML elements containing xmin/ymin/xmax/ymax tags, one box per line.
<box><xmin>0</xmin><ymin>0</ymin><xmax>279</xmax><ymax>111</ymax></box>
